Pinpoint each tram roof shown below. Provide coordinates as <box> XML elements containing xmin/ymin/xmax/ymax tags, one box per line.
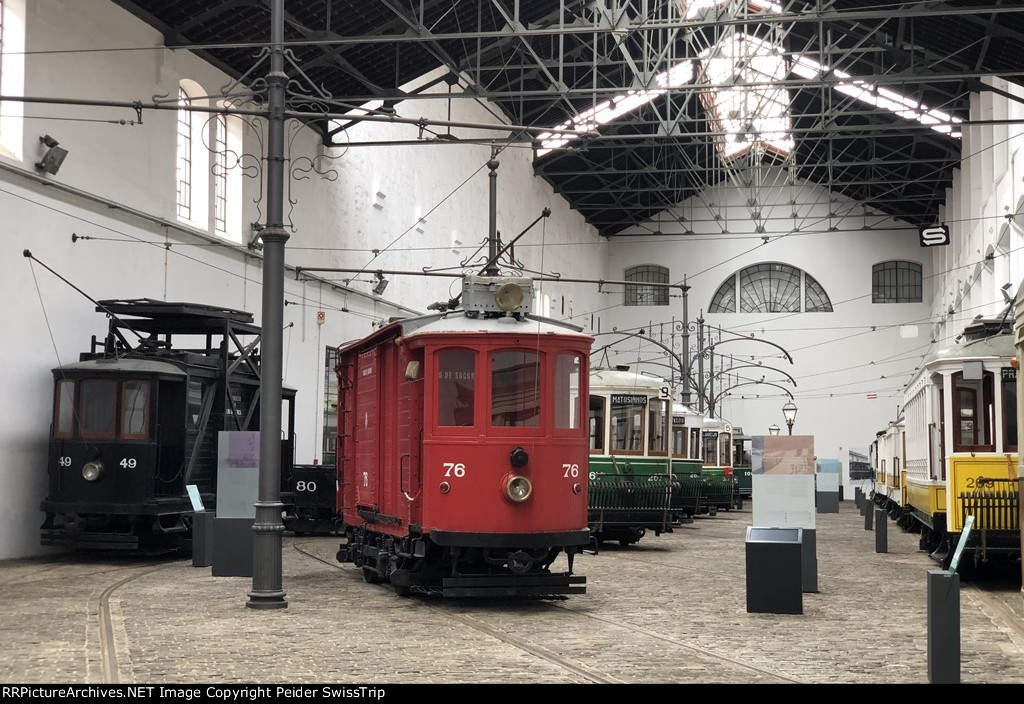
<box><xmin>54</xmin><ymin>358</ymin><xmax>186</xmax><ymax>376</ymax></box>
<box><xmin>590</xmin><ymin>367</ymin><xmax>667</xmax><ymax>392</ymax></box>
<box><xmin>920</xmin><ymin>329</ymin><xmax>1016</xmax><ymax>369</ymax></box>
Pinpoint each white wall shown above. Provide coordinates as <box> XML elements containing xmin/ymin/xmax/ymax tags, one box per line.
<box><xmin>600</xmin><ymin>170</ymin><xmax>932</xmax><ymax>463</ymax></box>
<box><xmin>0</xmin><ymin>0</ymin><xmax>606</xmax><ymax>559</ymax></box>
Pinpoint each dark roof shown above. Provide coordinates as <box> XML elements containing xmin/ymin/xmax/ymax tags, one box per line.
<box><xmin>110</xmin><ymin>0</ymin><xmax>1024</xmax><ymax>236</ymax></box>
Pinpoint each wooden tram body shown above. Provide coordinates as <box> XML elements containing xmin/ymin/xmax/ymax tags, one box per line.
<box><xmin>586</xmin><ymin>367</ymin><xmax>676</xmax><ymax>545</ymax></box>
<box><xmin>334</xmin><ymin>276</ymin><xmax>593</xmax><ymax>597</ymax></box>
<box><xmin>886</xmin><ymin>318</ymin><xmax>1020</xmax><ymax>569</ymax></box>
<box><xmin>40</xmin><ymin>299</ymin><xmax>296</xmax><ymax>553</ymax></box>
<box><xmin>701</xmin><ymin>417</ymin><xmax>739</xmax><ymax>514</ymax></box>
<box><xmin>670</xmin><ymin>403</ymin><xmax>707</xmax><ymax>522</ymax></box>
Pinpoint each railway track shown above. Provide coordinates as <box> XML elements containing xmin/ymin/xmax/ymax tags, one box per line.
<box><xmin>0</xmin><ymin>557</ymin><xmax>170</xmax><ymax>684</ymax></box>
<box><xmin>290</xmin><ymin>539</ymin><xmax>803</xmax><ymax>684</ymax></box>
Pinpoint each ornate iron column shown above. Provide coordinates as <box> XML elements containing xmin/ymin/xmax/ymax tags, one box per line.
<box><xmin>248</xmin><ymin>0</ymin><xmax>288</xmax><ymax>610</ymax></box>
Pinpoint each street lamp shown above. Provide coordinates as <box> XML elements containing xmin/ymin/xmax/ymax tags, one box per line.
<box><xmin>782</xmin><ymin>400</ymin><xmax>798</xmax><ymax>436</ymax></box>
<box><xmin>768</xmin><ymin>423</ymin><xmax>780</xmax><ymax>436</ymax></box>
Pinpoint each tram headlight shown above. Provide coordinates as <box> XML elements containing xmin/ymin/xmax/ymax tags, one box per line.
<box><xmin>81</xmin><ymin>460</ymin><xmax>104</xmax><ymax>482</ymax></box>
<box><xmin>503</xmin><ymin>475</ymin><xmax>532</xmax><ymax>503</ymax></box>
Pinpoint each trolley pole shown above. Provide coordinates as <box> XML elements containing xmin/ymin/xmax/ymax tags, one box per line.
<box><xmin>248</xmin><ymin>0</ymin><xmax>288</xmax><ymax>610</ymax></box>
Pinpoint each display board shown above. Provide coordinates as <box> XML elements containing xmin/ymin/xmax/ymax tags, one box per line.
<box><xmin>216</xmin><ymin>431</ymin><xmax>260</xmax><ymax>519</ymax></box>
<box><xmin>751</xmin><ymin>435</ymin><xmax>816</xmax><ymax>529</ymax></box>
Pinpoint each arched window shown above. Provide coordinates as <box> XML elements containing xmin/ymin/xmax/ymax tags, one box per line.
<box><xmin>212</xmin><ymin>106</ymin><xmax>244</xmax><ymax>243</ymax></box>
<box><xmin>710</xmin><ymin>262</ymin><xmax>833</xmax><ymax>312</ymax></box>
<box><xmin>872</xmin><ymin>261</ymin><xmax>922</xmax><ymax>303</ymax></box>
<box><xmin>176</xmin><ymin>80</ymin><xmax>210</xmax><ymax>230</ymax></box>
<box><xmin>624</xmin><ymin>264</ymin><xmax>670</xmax><ymax>306</ymax></box>
<box><xmin>176</xmin><ymin>85</ymin><xmax>195</xmax><ymax>221</ymax></box>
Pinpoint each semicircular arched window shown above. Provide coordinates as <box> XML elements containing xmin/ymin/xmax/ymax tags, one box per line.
<box><xmin>709</xmin><ymin>263</ymin><xmax>832</xmax><ymax>313</ymax></box>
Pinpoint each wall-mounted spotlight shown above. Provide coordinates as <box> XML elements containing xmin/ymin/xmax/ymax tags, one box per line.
<box><xmin>372</xmin><ymin>271</ymin><xmax>389</xmax><ymax>296</ymax></box>
<box><xmin>35</xmin><ymin>135</ymin><xmax>69</xmax><ymax>175</ymax></box>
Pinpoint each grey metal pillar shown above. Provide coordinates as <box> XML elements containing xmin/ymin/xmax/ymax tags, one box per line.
<box><xmin>927</xmin><ymin>570</ymin><xmax>960</xmax><ymax>684</ymax></box>
<box><xmin>863</xmin><ymin>500</ymin><xmax>873</xmax><ymax>530</ymax></box>
<box><xmin>875</xmin><ymin>507</ymin><xmax>887</xmax><ymax>553</ymax></box>
<box><xmin>247</xmin><ymin>0</ymin><xmax>288</xmax><ymax>610</ymax></box>
<box><xmin>681</xmin><ymin>284</ymin><xmax>691</xmax><ymax>406</ymax></box>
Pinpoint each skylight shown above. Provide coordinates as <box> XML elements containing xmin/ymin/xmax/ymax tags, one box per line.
<box><xmin>535</xmin><ymin>0</ymin><xmax>961</xmax><ymax>158</ymax></box>
<box><xmin>534</xmin><ymin>61</ymin><xmax>694</xmax><ymax>156</ymax></box>
<box><xmin>791</xmin><ymin>56</ymin><xmax>963</xmax><ymax>138</ymax></box>
<box><xmin>698</xmin><ymin>32</ymin><xmax>794</xmax><ymax>163</ymax></box>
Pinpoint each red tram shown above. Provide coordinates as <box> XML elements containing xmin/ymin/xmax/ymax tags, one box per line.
<box><xmin>334</xmin><ymin>275</ymin><xmax>593</xmax><ymax>597</ymax></box>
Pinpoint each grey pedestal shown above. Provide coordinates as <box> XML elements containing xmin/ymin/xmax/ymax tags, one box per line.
<box><xmin>875</xmin><ymin>508</ymin><xmax>888</xmax><ymax>553</ymax></box>
<box><xmin>212</xmin><ymin>517</ymin><xmax>255</xmax><ymax>577</ymax></box>
<box><xmin>745</xmin><ymin>527</ymin><xmax>803</xmax><ymax>615</ymax></box>
<box><xmin>927</xmin><ymin>570</ymin><xmax>961</xmax><ymax>684</ymax></box>
<box><xmin>816</xmin><ymin>491</ymin><xmax>840</xmax><ymax>513</ymax></box>
<box><xmin>191</xmin><ymin>511</ymin><xmax>214</xmax><ymax>567</ymax></box>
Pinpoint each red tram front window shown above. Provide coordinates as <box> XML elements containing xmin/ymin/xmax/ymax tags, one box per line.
<box><xmin>121</xmin><ymin>380</ymin><xmax>150</xmax><ymax>439</ymax></box>
<box><xmin>54</xmin><ymin>380</ymin><xmax>75</xmax><ymax>438</ymax></box>
<box><xmin>554</xmin><ymin>352</ymin><xmax>581</xmax><ymax>429</ymax></box>
<box><xmin>79</xmin><ymin>379</ymin><xmax>117</xmax><ymax>439</ymax></box>
<box><xmin>437</xmin><ymin>348</ymin><xmax>476</xmax><ymax>427</ymax></box>
<box><xmin>491</xmin><ymin>349</ymin><xmax>540</xmax><ymax>427</ymax></box>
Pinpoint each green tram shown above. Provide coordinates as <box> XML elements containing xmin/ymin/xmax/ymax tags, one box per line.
<box><xmin>671</xmin><ymin>403</ymin><xmax>708</xmax><ymax>523</ymax></box>
<box><xmin>586</xmin><ymin>367</ymin><xmax>675</xmax><ymax>545</ymax></box>
<box><xmin>732</xmin><ymin>427</ymin><xmax>752</xmax><ymax>506</ymax></box>
<box><xmin>701</xmin><ymin>417</ymin><xmax>740</xmax><ymax>514</ymax></box>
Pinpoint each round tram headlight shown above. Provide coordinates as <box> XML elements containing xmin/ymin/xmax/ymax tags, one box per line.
<box><xmin>494</xmin><ymin>283</ymin><xmax>525</xmax><ymax>313</ymax></box>
<box><xmin>504</xmin><ymin>475</ymin><xmax>532</xmax><ymax>503</ymax></box>
<box><xmin>81</xmin><ymin>460</ymin><xmax>104</xmax><ymax>482</ymax></box>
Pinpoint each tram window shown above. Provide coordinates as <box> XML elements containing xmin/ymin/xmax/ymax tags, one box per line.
<box><xmin>437</xmin><ymin>348</ymin><xmax>476</xmax><ymax>427</ymax></box>
<box><xmin>957</xmin><ymin>388</ymin><xmax>977</xmax><ymax>446</ymax></box>
<box><xmin>611</xmin><ymin>404</ymin><xmax>645</xmax><ymax>452</ymax></box>
<box><xmin>554</xmin><ymin>353</ymin><xmax>581</xmax><ymax>429</ymax></box>
<box><xmin>79</xmin><ymin>379</ymin><xmax>116</xmax><ymax>439</ymax></box>
<box><xmin>589</xmin><ymin>396</ymin><xmax>605</xmax><ymax>451</ymax></box>
<box><xmin>719</xmin><ymin>433</ymin><xmax>732</xmax><ymax>464</ymax></box>
<box><xmin>1003</xmin><ymin>374</ymin><xmax>1018</xmax><ymax>450</ymax></box>
<box><xmin>673</xmin><ymin>427</ymin><xmax>688</xmax><ymax>456</ymax></box>
<box><xmin>691</xmin><ymin>429</ymin><xmax>701</xmax><ymax>460</ymax></box>
<box><xmin>648</xmin><ymin>402</ymin><xmax>667</xmax><ymax>454</ymax></box>
<box><xmin>121</xmin><ymin>381</ymin><xmax>150</xmax><ymax>439</ymax></box>
<box><xmin>491</xmin><ymin>349</ymin><xmax>540</xmax><ymax>427</ymax></box>
<box><xmin>651</xmin><ymin>405</ymin><xmax>667</xmax><ymax>454</ymax></box>
<box><xmin>54</xmin><ymin>380</ymin><xmax>75</xmax><ymax>437</ymax></box>
<box><xmin>952</xmin><ymin>372</ymin><xmax>996</xmax><ymax>450</ymax></box>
